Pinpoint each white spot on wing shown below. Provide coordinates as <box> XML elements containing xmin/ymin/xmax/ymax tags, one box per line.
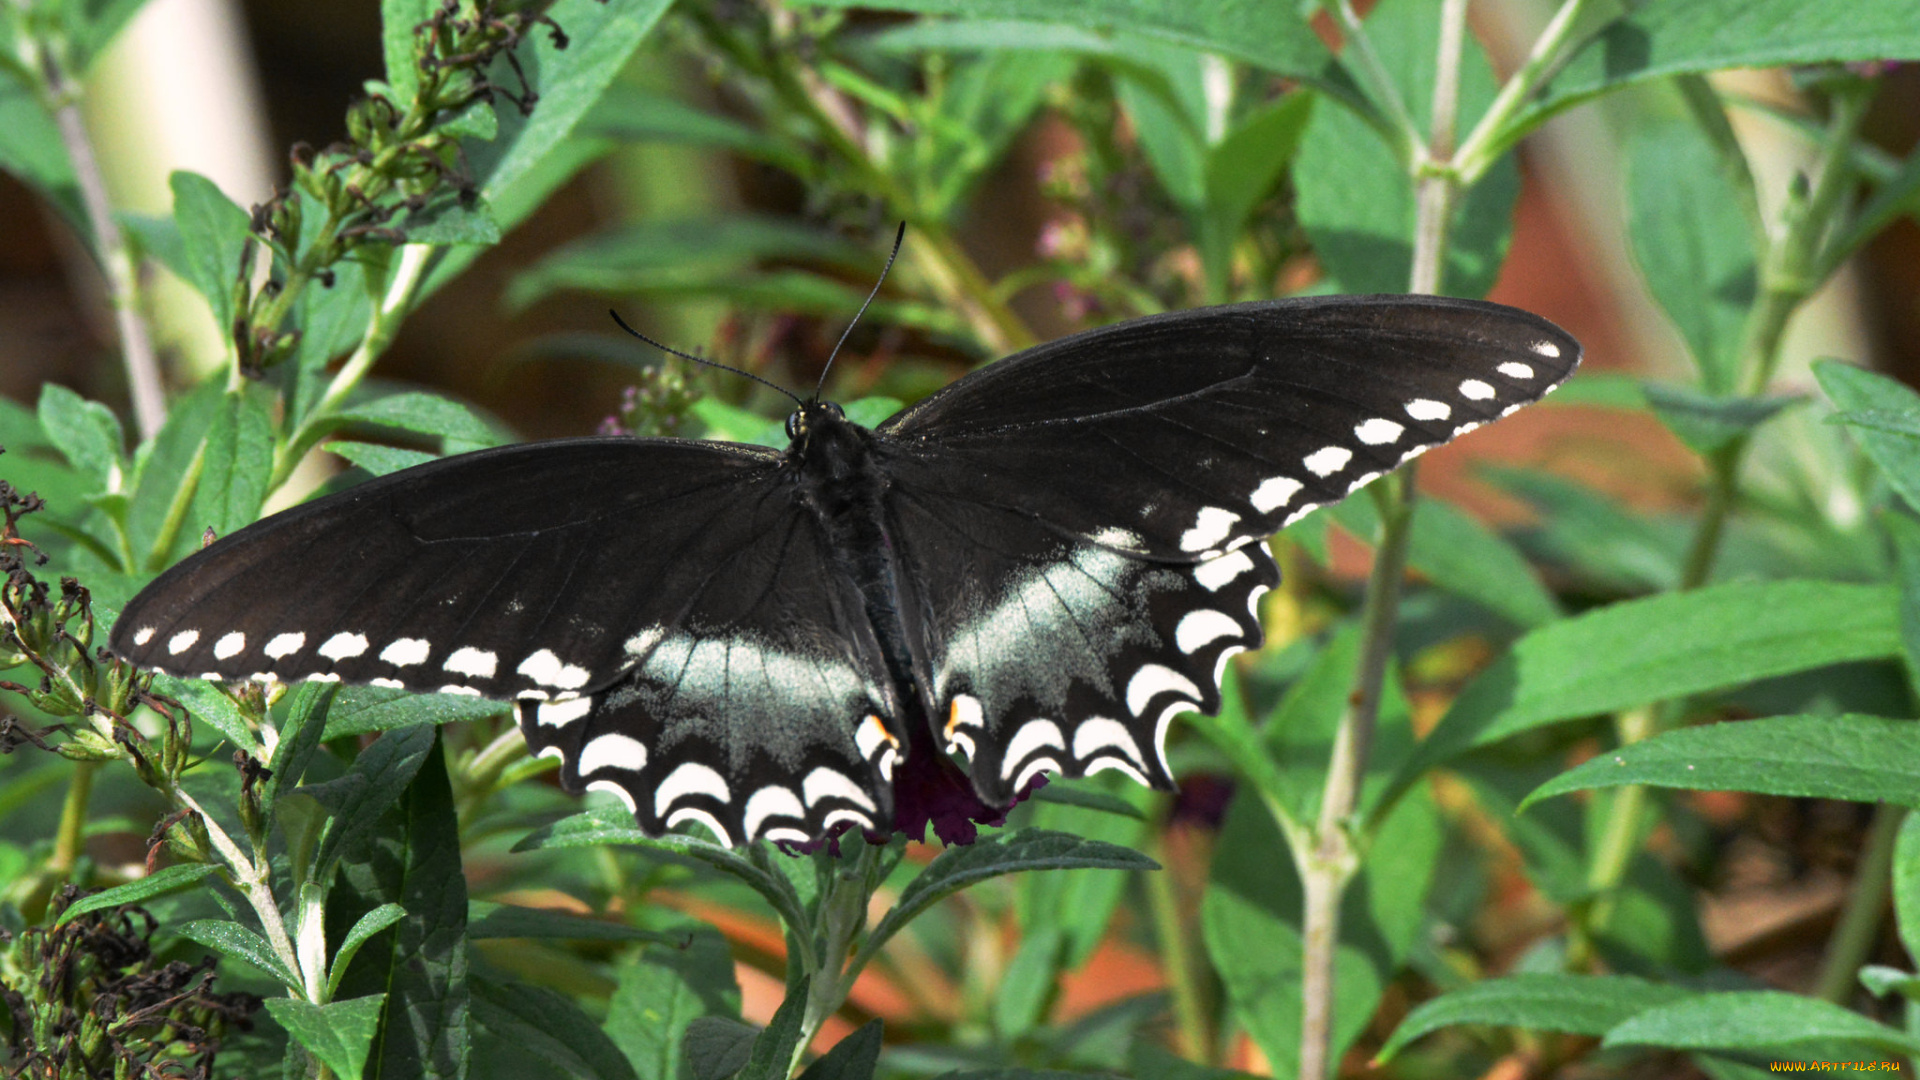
<box><xmin>654</xmin><ymin>762</ymin><xmax>731</xmax><ymax>817</ymax></box>
<box><xmin>1085</xmin><ymin>756</ymin><xmax>1150</xmax><ymax>786</ymax></box>
<box><xmin>443</xmin><ymin>646</ymin><xmax>498</xmax><ymax>679</ymax></box>
<box><xmin>381</xmin><ymin>637</ymin><xmax>430</xmax><ymax>667</ymax></box>
<box><xmin>821</xmin><ymin>808</ymin><xmax>874</xmax><ymax>834</ymax></box>
<box><xmin>264</xmin><ymin>632</ymin><xmax>306</xmax><ymax>659</ymax></box>
<box><xmin>1180</xmin><ymin>506</ymin><xmax>1241</xmax><ymax>553</ymax></box>
<box><xmin>1247</xmin><ymin>584</ymin><xmax>1271</xmax><ymax>623</ymax></box>
<box><xmin>305</xmin><ymin>672</ymin><xmax>341</xmax><ymax>682</ymax></box>
<box><xmin>1355</xmin><ymin>418</ymin><xmax>1403</xmax><ymax>445</ymax></box>
<box><xmin>803</xmin><ymin>767</ymin><xmax>876</xmax><ymax>812</ymax></box>
<box><xmin>1014</xmin><ymin>757</ymin><xmax>1062</xmax><ymax>793</ymax></box>
<box><xmin>949</xmin><ymin>694</ymin><xmax>984</xmax><ymax>731</ymax></box>
<box><xmin>518</xmin><ymin>648</ymin><xmax>591</xmax><ymax>689</ymax></box>
<box><xmin>1531</xmin><ymin>340</ymin><xmax>1560</xmax><ymax>358</ymax></box>
<box><xmin>1283</xmin><ymin>502</ymin><xmax>1322</xmax><ymax>527</ymax></box>
<box><xmin>371</xmin><ymin>677</ymin><xmax>403</xmax><ymax>688</ymax></box>
<box><xmin>743</xmin><ymin>786</ymin><xmax>806</xmax><ymax>839</ymax></box>
<box><xmin>624</xmin><ymin>627</ymin><xmax>664</xmax><ymax>657</ymax></box>
<box><xmin>580</xmin><ymin>733</ymin><xmax>647</xmax><ymax>774</ymax></box>
<box><xmin>319</xmin><ymin>632</ymin><xmax>369</xmax><ymax>661</ymax></box>
<box><xmin>1193</xmin><ymin>549</ymin><xmax>1254</xmax><ymax>592</ymax></box>
<box><xmin>438</xmin><ymin>684</ymin><xmax>481</xmax><ymax>696</ymax></box>
<box><xmin>1405</xmin><ymin>398</ymin><xmax>1450</xmax><ymax>422</ymax></box>
<box><xmin>1498</xmin><ymin>361</ymin><xmax>1536</xmax><ymax>379</ymax></box>
<box><xmin>1126</xmin><ymin>664</ymin><xmax>1200</xmax><ymax>717</ymax></box>
<box><xmin>1001</xmin><ymin>719</ymin><xmax>1066</xmax><ymax>780</ymax></box>
<box><xmin>134</xmin><ymin>627</ymin><xmax>155</xmax><ymax>646</ymax></box>
<box><xmin>1176</xmin><ymin>609</ymin><xmax>1241</xmax><ymax>654</ymax></box>
<box><xmin>1092</xmin><ymin>526</ymin><xmax>1146</xmax><ymax>551</ymax></box>
<box><xmin>1459</xmin><ymin>379</ymin><xmax>1496</xmax><ymax>400</ymax></box>
<box><xmin>665</xmin><ymin>806</ymin><xmax>733</xmax><ymax>846</ymax></box>
<box><xmin>537</xmin><ymin>698</ymin><xmax>594</xmax><ymax>727</ymax></box>
<box><xmin>168</xmin><ymin>630</ymin><xmax>199</xmax><ymax>655</ymax></box>
<box><xmin>1251</xmin><ymin>476</ymin><xmax>1303</xmax><ymax>513</ymax></box>
<box><xmin>1304</xmin><ymin>446</ymin><xmax>1352</xmax><ymax>477</ymax></box>
<box><xmin>1213</xmin><ymin>643</ymin><xmax>1248</xmax><ymax>687</ymax></box>
<box><xmin>1453</xmin><ymin>421</ymin><xmax>1483</xmax><ymax>437</ymax></box>
<box><xmin>213</xmin><ymin>632</ymin><xmax>246</xmax><ymax>660</ymax></box>
<box><xmin>1073</xmin><ymin>717</ymin><xmax>1146</xmax><ymax>769</ymax></box>
<box><xmin>586</xmin><ymin>779</ymin><xmax>636</xmax><ymax>814</ymax></box>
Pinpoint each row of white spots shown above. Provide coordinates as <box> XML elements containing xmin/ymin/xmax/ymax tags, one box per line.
<box><xmin>319</xmin><ymin>632</ymin><xmax>369</xmax><ymax>661</ymax></box>
<box><xmin>168</xmin><ymin>630</ymin><xmax>198</xmax><ymax>655</ymax></box>
<box><xmin>1194</xmin><ymin>548</ymin><xmax>1255</xmax><ymax>592</ymax></box>
<box><xmin>381</xmin><ymin>637</ymin><xmax>429</xmax><ymax>666</ymax></box>
<box><xmin>1175</xmin><ymin>609</ymin><xmax>1241</xmax><ymax>654</ymax></box>
<box><xmin>854</xmin><ymin>714</ymin><xmax>900</xmax><ymax>781</ymax></box>
<box><xmin>518</xmin><ymin>648</ymin><xmax>591</xmax><ymax>690</ymax></box>
<box><xmin>944</xmin><ymin>694</ymin><xmax>984</xmax><ymax>759</ymax></box>
<box><xmin>443</xmin><ymin>646</ymin><xmax>497</xmax><ymax>679</ymax></box>
<box><xmin>1251</xmin><ymin>475</ymin><xmax>1303</xmax><ymax>514</ymax></box>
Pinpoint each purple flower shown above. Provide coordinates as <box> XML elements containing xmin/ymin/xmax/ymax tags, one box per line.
<box><xmin>885</xmin><ymin>735</ymin><xmax>1044</xmax><ymax>846</ymax></box>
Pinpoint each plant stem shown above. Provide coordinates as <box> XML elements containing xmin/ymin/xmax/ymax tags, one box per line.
<box><xmin>1325</xmin><ymin>0</ymin><xmax>1424</xmax><ymax>162</ymax></box>
<box><xmin>1452</xmin><ymin>0</ymin><xmax>1592</xmax><ymax>184</ymax></box>
<box><xmin>1298</xmin><ymin>0</ymin><xmax>1466</xmax><ymax>1071</ymax></box>
<box><xmin>1573</xmin><ymin>85</ymin><xmax>1877</xmax><ymax>956</ymax></box>
<box><xmin>1815</xmin><ymin>803</ymin><xmax>1905</xmax><ymax>1005</ymax></box>
<box><xmin>35</xmin><ymin>40</ymin><xmax>167</xmax><ymax>439</ymax></box>
<box><xmin>48</xmin><ymin>759</ymin><xmax>97</xmax><ymax>878</ymax></box>
<box><xmin>1146</xmin><ymin>831</ymin><xmax>1211</xmax><ymax>1063</ymax></box>
<box><xmin>270</xmin><ymin>242</ymin><xmax>434</xmax><ymax>490</ymax></box>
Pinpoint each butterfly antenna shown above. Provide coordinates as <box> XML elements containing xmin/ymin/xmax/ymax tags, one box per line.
<box><xmin>812</xmin><ymin>221</ymin><xmax>906</xmax><ymax>403</ymax></box>
<box><xmin>609</xmin><ymin>309</ymin><xmax>802</xmax><ymax>406</ymax></box>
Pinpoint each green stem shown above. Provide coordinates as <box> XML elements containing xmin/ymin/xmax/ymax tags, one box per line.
<box><xmin>1816</xmin><ymin>803</ymin><xmax>1905</xmax><ymax>1005</ymax></box>
<box><xmin>1453</xmin><ymin>0</ymin><xmax>1593</xmax><ymax>184</ymax></box>
<box><xmin>48</xmin><ymin>759</ymin><xmax>97</xmax><ymax>878</ymax></box>
<box><xmin>270</xmin><ymin>242</ymin><xmax>434</xmax><ymax>491</ymax></box>
<box><xmin>1325</xmin><ymin>0</ymin><xmax>1424</xmax><ymax>162</ymax></box>
<box><xmin>1145</xmin><ymin>832</ymin><xmax>1211</xmax><ymax>1064</ymax></box>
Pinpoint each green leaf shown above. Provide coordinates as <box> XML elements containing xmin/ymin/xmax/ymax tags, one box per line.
<box><xmin>1817</xmin><ymin>359</ymin><xmax>1920</xmax><ymax>511</ymax></box>
<box><xmin>1859</xmin><ymin>964</ymin><xmax>1920</xmax><ymax>1002</ymax></box>
<box><xmin>1486</xmin><ymin>467</ymin><xmax>1683</xmax><ymax>593</ymax></box>
<box><xmin>1379</xmin><ymin>974</ymin><xmax>1693</xmax><ymax>1060</ymax></box>
<box><xmin>333</xmin><ymin>728</ymin><xmax>469</xmax><ymax>1080</ymax></box>
<box><xmin>1627</xmin><ymin>121</ymin><xmax>1758</xmax><ymax>392</ymax></box>
<box><xmin>303</xmin><ymin>723</ymin><xmax>438</xmax><ymax>883</ymax></box>
<box><xmin>467</xmin><ymin>901</ymin><xmax>674</xmax><ymax>943</ymax></box>
<box><xmin>266</xmin><ymin>682</ymin><xmax>337</xmax><ymax>824</ymax></box>
<box><xmin>465</xmin><ymin>0</ymin><xmax>674</xmax><ymax>212</ymax></box>
<box><xmin>796</xmin><ymin>1020</ymin><xmax>881</xmax><ymax>1080</ymax></box>
<box><xmin>403</xmin><ymin>193</ymin><xmax>503</xmax><ymax>245</ymax></box>
<box><xmin>336</xmin><ymin>391</ymin><xmax>506</xmax><ymax>449</ymax></box>
<box><xmin>508</xmin><ymin>215</ymin><xmax>873</xmax><ymax>311</ymax></box>
<box><xmin>1025</xmin><ymin>781</ymin><xmax>1146</xmax><ymax>820</ymax></box>
<box><xmin>471</xmin><ymin>973</ymin><xmax>640</xmax><ymax>1080</ymax></box>
<box><xmin>0</xmin><ymin>71</ymin><xmax>85</xmax><ymax>234</ymax></box>
<box><xmin>606</xmin><ymin>929</ymin><xmax>741</xmax><ymax>1080</ymax></box>
<box><xmin>126</xmin><ymin>378</ymin><xmax>224</xmax><ymax>571</ymax></box>
<box><xmin>736</xmin><ymin>975</ymin><xmax>809</xmax><ymax>1080</ymax></box>
<box><xmin>1524</xmin><ymin>714</ymin><xmax>1920</xmax><ymax>810</ymax></box>
<box><xmin>150</xmin><ymin>674</ymin><xmax>256</xmax><ymax>751</ymax></box>
<box><xmin>581</xmin><ymin>84</ymin><xmax>810</xmax><ymax>175</ymax></box>
<box><xmin>71</xmin><ymin>0</ymin><xmax>164</xmax><ymax>72</ymax></box>
<box><xmin>183</xmin><ymin>390</ymin><xmax>274</xmax><ymax>543</ymax></box>
<box><xmin>1292</xmin><ymin>0</ymin><xmax>1516</xmax><ymax>298</ymax></box>
<box><xmin>1113</xmin><ymin>44</ymin><xmax>1206</xmax><ymax>212</ymax></box>
<box><xmin>1528</xmin><ymin>2</ymin><xmax>1920</xmax><ymax>131</ymax></box>
<box><xmin>266</xmin><ymin>995</ymin><xmax>388</xmax><ymax>1080</ymax></box>
<box><xmin>330</xmin><ymin>904</ymin><xmax>408</xmax><ymax>999</ymax></box>
<box><xmin>55</xmin><ymin>863</ymin><xmax>219</xmax><ymax>926</ymax></box>
<box><xmin>176</xmin><ymin>919</ymin><xmax>302</xmax><ymax>989</ymax></box>
<box><xmin>321</xmin><ymin>685</ymin><xmax>507</xmax><ymax>738</ymax></box>
<box><xmin>1202</xmin><ymin>780</ymin><xmax>1441</xmax><ymax>1079</ymax></box>
<box><xmin>383</xmin><ymin>0</ymin><xmax>438</xmax><ymax>106</ymax></box>
<box><xmin>864</xmin><ymin>829</ymin><xmax>1156</xmax><ymax>959</ymax></box>
<box><xmin>292</xmin><ymin>252</ymin><xmax>377</xmax><ymax>425</ymax></box>
<box><xmin>1198</xmin><ymin>91</ymin><xmax>1313</xmax><ymax>291</ymax></box>
<box><xmin>1897</xmin><ymin>799</ymin><xmax>1920</xmax><ymax>964</ymax></box>
<box><xmin>1334</xmin><ymin>495</ymin><xmax>1560</xmax><ymax>628</ymax></box>
<box><xmin>684</xmin><ymin>1016</ymin><xmax>758</xmax><ymax>1080</ymax></box>
<box><xmin>1641</xmin><ymin>385</ymin><xmax>1799</xmax><ymax>457</ymax></box>
<box><xmin>513</xmin><ymin>804</ymin><xmax>811</xmax><ymax>934</ymax></box>
<box><xmin>169</xmin><ymin>171</ymin><xmax>252</xmax><ymax>335</ymax></box>
<box><xmin>800</xmin><ymin>0</ymin><xmax>1334</xmax><ymax>88</ymax></box>
<box><xmin>36</xmin><ymin>384</ymin><xmax>124</xmax><ymax>490</ymax></box>
<box><xmin>1602</xmin><ymin>990</ymin><xmax>1920</xmax><ymax>1057</ymax></box>
<box><xmin>330</xmin><ymin>441</ymin><xmax>439</xmax><ymax>478</ymax></box>
<box><xmin>1406</xmin><ymin>580</ymin><xmax>1900</xmax><ymax>780</ymax></box>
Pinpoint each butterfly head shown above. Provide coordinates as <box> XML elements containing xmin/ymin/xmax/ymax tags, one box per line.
<box><xmin>784</xmin><ymin>400</ymin><xmax>847</xmax><ymax>447</ymax></box>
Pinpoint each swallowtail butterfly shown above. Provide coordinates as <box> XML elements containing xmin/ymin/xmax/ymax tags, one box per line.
<box><xmin>110</xmin><ymin>294</ymin><xmax>1579</xmax><ymax>846</ymax></box>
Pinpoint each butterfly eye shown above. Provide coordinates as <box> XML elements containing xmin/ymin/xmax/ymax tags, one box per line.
<box><xmin>785</xmin><ymin>412</ymin><xmax>802</xmax><ymax>440</ymax></box>
<box><xmin>824</xmin><ymin>402</ymin><xmax>844</xmax><ymax>418</ymax></box>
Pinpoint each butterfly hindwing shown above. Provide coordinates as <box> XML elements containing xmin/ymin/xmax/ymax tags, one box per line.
<box><xmin>884</xmin><ymin>461</ymin><xmax>1278</xmax><ymax>805</ymax></box>
<box><xmin>111</xmin><ymin>437</ymin><xmax>899</xmax><ymax>843</ymax></box>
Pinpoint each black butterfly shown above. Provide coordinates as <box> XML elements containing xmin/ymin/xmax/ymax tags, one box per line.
<box><xmin>110</xmin><ymin>293</ymin><xmax>1579</xmax><ymax>846</ymax></box>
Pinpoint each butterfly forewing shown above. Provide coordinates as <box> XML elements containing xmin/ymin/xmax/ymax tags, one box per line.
<box><xmin>110</xmin><ymin>437</ymin><xmax>897</xmax><ymax>844</ymax></box>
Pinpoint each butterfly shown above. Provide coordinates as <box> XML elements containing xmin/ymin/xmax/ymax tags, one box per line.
<box><xmin>110</xmin><ymin>292</ymin><xmax>1579</xmax><ymax>847</ymax></box>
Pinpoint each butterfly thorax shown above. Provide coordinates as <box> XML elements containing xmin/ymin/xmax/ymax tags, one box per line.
<box><xmin>785</xmin><ymin>404</ymin><xmax>923</xmax><ymax>718</ymax></box>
